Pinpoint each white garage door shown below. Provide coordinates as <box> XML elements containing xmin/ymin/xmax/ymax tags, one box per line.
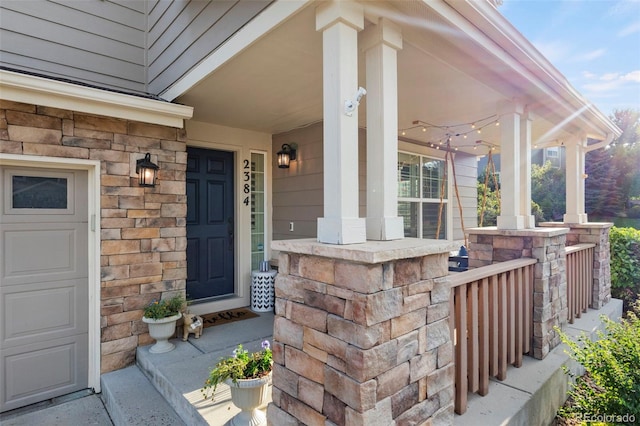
<box><xmin>0</xmin><ymin>166</ymin><xmax>89</xmax><ymax>412</ymax></box>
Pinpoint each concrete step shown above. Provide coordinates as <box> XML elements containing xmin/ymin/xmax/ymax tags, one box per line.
<box><xmin>104</xmin><ymin>313</ymin><xmax>275</xmax><ymax>426</ymax></box>
<box><xmin>455</xmin><ymin>298</ymin><xmax>623</xmax><ymax>426</ymax></box>
<box><xmin>100</xmin><ymin>365</ymin><xmax>186</xmax><ymax>426</ymax></box>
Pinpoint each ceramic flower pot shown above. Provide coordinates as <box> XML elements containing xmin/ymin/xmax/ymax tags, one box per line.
<box><xmin>225</xmin><ymin>372</ymin><xmax>271</xmax><ymax>426</ymax></box>
<box><xmin>142</xmin><ymin>312</ymin><xmax>181</xmax><ymax>353</ymax></box>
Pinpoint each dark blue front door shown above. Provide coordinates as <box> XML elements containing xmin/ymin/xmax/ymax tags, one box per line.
<box><xmin>186</xmin><ymin>147</ymin><xmax>235</xmax><ymax>301</ymax></box>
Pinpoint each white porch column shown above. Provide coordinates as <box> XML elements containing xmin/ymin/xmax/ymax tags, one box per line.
<box><xmin>316</xmin><ymin>1</ymin><xmax>366</xmax><ymax>244</ymax></box>
<box><xmin>361</xmin><ymin>18</ymin><xmax>404</xmax><ymax>241</ymax></box>
<box><xmin>564</xmin><ymin>135</ymin><xmax>588</xmax><ymax>223</ymax></box>
<box><xmin>497</xmin><ymin>101</ymin><xmax>526</xmax><ymax>230</ymax></box>
<box><xmin>520</xmin><ymin>111</ymin><xmax>536</xmax><ymax>228</ymax></box>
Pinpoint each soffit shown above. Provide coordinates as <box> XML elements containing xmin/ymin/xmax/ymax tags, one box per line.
<box><xmin>176</xmin><ymin>1</ymin><xmax>595</xmax><ymax>155</ymax></box>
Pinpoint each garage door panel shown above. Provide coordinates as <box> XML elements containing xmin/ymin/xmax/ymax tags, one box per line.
<box><xmin>0</xmin><ymin>166</ymin><xmax>89</xmax><ymax>413</ymax></box>
<box><xmin>1</xmin><ymin>279</ymin><xmax>88</xmax><ymax>347</ymax></box>
<box><xmin>0</xmin><ymin>334</ymin><xmax>89</xmax><ymax>412</ymax></box>
<box><xmin>1</xmin><ymin>224</ymin><xmax>88</xmax><ymax>286</ymax></box>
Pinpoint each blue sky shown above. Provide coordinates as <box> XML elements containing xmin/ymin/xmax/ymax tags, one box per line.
<box><xmin>500</xmin><ymin>0</ymin><xmax>640</xmax><ymax>116</ymax></box>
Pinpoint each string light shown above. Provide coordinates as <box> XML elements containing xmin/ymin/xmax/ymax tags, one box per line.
<box><xmin>397</xmin><ymin>115</ymin><xmax>503</xmax><ymax>154</ymax></box>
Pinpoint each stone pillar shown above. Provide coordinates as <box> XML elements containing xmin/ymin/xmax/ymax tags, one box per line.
<box><xmin>268</xmin><ymin>238</ymin><xmax>457</xmax><ymax>425</ymax></box>
<box><xmin>467</xmin><ymin>227</ymin><xmax>569</xmax><ymax>359</ymax></box>
<box><xmin>540</xmin><ymin>222</ymin><xmax>612</xmax><ymax>309</ymax></box>
<box><xmin>316</xmin><ymin>1</ymin><xmax>367</xmax><ymax>244</ymax></box>
<box><xmin>564</xmin><ymin>136</ymin><xmax>588</xmax><ymax>224</ymax></box>
<box><xmin>362</xmin><ymin>18</ymin><xmax>404</xmax><ymax>241</ymax></box>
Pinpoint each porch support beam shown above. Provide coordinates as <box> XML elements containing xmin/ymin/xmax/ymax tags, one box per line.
<box><xmin>361</xmin><ymin>18</ymin><xmax>404</xmax><ymax>241</ymax></box>
<box><xmin>497</xmin><ymin>100</ymin><xmax>527</xmax><ymax>230</ymax></box>
<box><xmin>316</xmin><ymin>1</ymin><xmax>366</xmax><ymax>244</ymax></box>
<box><xmin>520</xmin><ymin>111</ymin><xmax>536</xmax><ymax>228</ymax></box>
<box><xmin>564</xmin><ymin>135</ymin><xmax>588</xmax><ymax>224</ymax></box>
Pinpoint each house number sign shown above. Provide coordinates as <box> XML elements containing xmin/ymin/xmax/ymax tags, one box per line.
<box><xmin>243</xmin><ymin>159</ymin><xmax>250</xmax><ymax>206</ymax></box>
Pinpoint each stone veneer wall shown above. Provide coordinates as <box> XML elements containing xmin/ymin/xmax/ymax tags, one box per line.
<box><xmin>540</xmin><ymin>222</ymin><xmax>612</xmax><ymax>309</ymax></box>
<box><xmin>0</xmin><ymin>100</ymin><xmax>187</xmax><ymax>373</ymax></box>
<box><xmin>268</xmin><ymin>239</ymin><xmax>456</xmax><ymax>426</ymax></box>
<box><xmin>467</xmin><ymin>227</ymin><xmax>569</xmax><ymax>359</ymax></box>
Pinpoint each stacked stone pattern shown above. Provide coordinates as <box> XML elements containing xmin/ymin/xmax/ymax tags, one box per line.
<box><xmin>269</xmin><ymin>250</ymin><xmax>454</xmax><ymax>426</ymax></box>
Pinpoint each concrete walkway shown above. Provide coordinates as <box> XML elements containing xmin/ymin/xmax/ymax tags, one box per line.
<box><xmin>1</xmin><ymin>300</ymin><xmax>622</xmax><ymax>426</ymax></box>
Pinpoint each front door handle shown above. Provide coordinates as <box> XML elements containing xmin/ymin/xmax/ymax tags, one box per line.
<box><xmin>227</xmin><ymin>217</ymin><xmax>234</xmax><ymax>251</ymax></box>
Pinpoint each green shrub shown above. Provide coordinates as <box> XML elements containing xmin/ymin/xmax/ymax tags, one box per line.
<box><xmin>557</xmin><ymin>301</ymin><xmax>640</xmax><ymax>424</ymax></box>
<box><xmin>609</xmin><ymin>227</ymin><xmax>640</xmax><ymax>311</ymax></box>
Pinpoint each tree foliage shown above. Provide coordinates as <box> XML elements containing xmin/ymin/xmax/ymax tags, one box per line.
<box><xmin>586</xmin><ymin>109</ymin><xmax>640</xmax><ymax>216</ymax></box>
<box><xmin>532</xmin><ymin>161</ymin><xmax>566</xmax><ymax>221</ymax></box>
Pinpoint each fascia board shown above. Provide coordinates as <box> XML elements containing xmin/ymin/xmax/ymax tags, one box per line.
<box><xmin>433</xmin><ymin>0</ymin><xmax>620</xmax><ymax>139</ymax></box>
<box><xmin>0</xmin><ymin>70</ymin><xmax>193</xmax><ymax>128</ymax></box>
<box><xmin>161</xmin><ymin>0</ymin><xmax>314</xmax><ymax>101</ymax></box>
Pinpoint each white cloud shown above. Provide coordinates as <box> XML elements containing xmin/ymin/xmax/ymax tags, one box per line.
<box><xmin>583</xmin><ymin>80</ymin><xmax>623</xmax><ymax>93</ymax></box>
<box><xmin>582</xmin><ymin>70</ymin><xmax>640</xmax><ymax>92</ymax></box>
<box><xmin>601</xmin><ymin>73</ymin><xmax>620</xmax><ymax>81</ymax></box>
<box><xmin>582</xmin><ymin>71</ymin><xmax>597</xmax><ymax>79</ymax></box>
<box><xmin>622</xmin><ymin>70</ymin><xmax>640</xmax><ymax>82</ymax></box>
<box><xmin>618</xmin><ymin>20</ymin><xmax>640</xmax><ymax>37</ymax></box>
<box><xmin>576</xmin><ymin>48</ymin><xmax>606</xmax><ymax>61</ymax></box>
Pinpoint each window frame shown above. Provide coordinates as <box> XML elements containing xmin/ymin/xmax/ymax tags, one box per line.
<box><xmin>397</xmin><ymin>149</ymin><xmax>452</xmax><ymax>240</ymax></box>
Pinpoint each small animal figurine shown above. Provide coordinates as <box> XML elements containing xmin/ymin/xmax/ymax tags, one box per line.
<box><xmin>182</xmin><ymin>312</ymin><xmax>203</xmax><ymax>341</ymax></box>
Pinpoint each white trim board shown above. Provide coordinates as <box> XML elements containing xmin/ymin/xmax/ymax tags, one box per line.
<box><xmin>0</xmin><ymin>70</ymin><xmax>193</xmax><ymax>128</ymax></box>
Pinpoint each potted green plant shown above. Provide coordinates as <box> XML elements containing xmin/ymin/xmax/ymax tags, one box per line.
<box><xmin>202</xmin><ymin>341</ymin><xmax>273</xmax><ymax>426</ymax></box>
<box><xmin>142</xmin><ymin>295</ymin><xmax>184</xmax><ymax>353</ymax></box>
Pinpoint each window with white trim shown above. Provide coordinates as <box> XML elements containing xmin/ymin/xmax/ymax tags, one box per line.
<box><xmin>397</xmin><ymin>152</ymin><xmax>447</xmax><ymax>239</ymax></box>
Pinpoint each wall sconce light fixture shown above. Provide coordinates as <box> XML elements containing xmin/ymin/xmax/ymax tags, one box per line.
<box><xmin>136</xmin><ymin>153</ymin><xmax>159</xmax><ymax>187</ymax></box>
<box><xmin>277</xmin><ymin>144</ymin><xmax>297</xmax><ymax>168</ymax></box>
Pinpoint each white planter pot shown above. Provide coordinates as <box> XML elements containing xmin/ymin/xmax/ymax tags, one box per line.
<box><xmin>225</xmin><ymin>373</ymin><xmax>271</xmax><ymax>426</ymax></box>
<box><xmin>142</xmin><ymin>313</ymin><xmax>181</xmax><ymax>354</ymax></box>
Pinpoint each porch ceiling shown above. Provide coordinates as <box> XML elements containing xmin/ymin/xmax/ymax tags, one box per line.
<box><xmin>176</xmin><ymin>1</ymin><xmax>607</xmax><ymax>155</ymax></box>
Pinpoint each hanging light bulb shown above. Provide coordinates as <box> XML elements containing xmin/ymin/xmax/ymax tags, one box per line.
<box><xmin>477</xmin><ymin>129</ymin><xmax>482</xmax><ymax>134</ymax></box>
<box><xmin>401</xmin><ymin>130</ymin><xmax>406</xmax><ymax>136</ymax></box>
<box><xmin>471</xmin><ymin>123</ymin><xmax>476</xmax><ymax>129</ymax></box>
<box><xmin>463</xmin><ymin>134</ymin><xmax>467</xmax><ymax>139</ymax></box>
<box><xmin>495</xmin><ymin>121</ymin><xmax>500</xmax><ymax>126</ymax></box>
<box><xmin>422</xmin><ymin>127</ymin><xmax>427</xmax><ymax>132</ymax></box>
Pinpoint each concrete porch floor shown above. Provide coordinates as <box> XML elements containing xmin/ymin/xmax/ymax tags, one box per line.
<box><xmin>1</xmin><ymin>299</ymin><xmax>622</xmax><ymax>426</ymax></box>
<box><xmin>102</xmin><ymin>311</ymin><xmax>276</xmax><ymax>426</ymax></box>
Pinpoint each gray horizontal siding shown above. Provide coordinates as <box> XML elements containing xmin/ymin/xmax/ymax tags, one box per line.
<box><xmin>147</xmin><ymin>0</ymin><xmax>273</xmax><ymax>95</ymax></box>
<box><xmin>451</xmin><ymin>152</ymin><xmax>478</xmax><ymax>241</ymax></box>
<box><xmin>0</xmin><ymin>0</ymin><xmax>146</xmax><ymax>94</ymax></box>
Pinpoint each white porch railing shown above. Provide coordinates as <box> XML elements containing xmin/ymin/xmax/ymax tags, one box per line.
<box><xmin>565</xmin><ymin>243</ymin><xmax>595</xmax><ymax>323</ymax></box>
<box><xmin>449</xmin><ymin>258</ymin><xmax>537</xmax><ymax>415</ymax></box>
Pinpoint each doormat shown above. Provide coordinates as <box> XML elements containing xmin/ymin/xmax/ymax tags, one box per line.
<box><xmin>200</xmin><ymin>307</ymin><xmax>259</xmax><ymax>329</ymax></box>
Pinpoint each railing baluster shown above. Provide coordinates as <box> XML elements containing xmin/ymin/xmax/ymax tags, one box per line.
<box><xmin>507</xmin><ymin>271</ymin><xmax>516</xmax><ymax>365</ymax></box>
<box><xmin>455</xmin><ymin>284</ymin><xmax>468</xmax><ymax>415</ymax></box>
<box><xmin>568</xmin><ymin>251</ymin><xmax>575</xmax><ymax>323</ymax></box>
<box><xmin>489</xmin><ymin>275</ymin><xmax>498</xmax><ymax>377</ymax></box>
<box><xmin>524</xmin><ymin>264</ymin><xmax>531</xmax><ymax>354</ymax></box>
<box><xmin>498</xmin><ymin>272</ymin><xmax>507</xmax><ymax>380</ymax></box>
<box><xmin>587</xmin><ymin>247</ymin><xmax>595</xmax><ymax>306</ymax></box>
<box><xmin>479</xmin><ymin>278</ymin><xmax>489</xmax><ymax>396</ymax></box>
<box><xmin>468</xmin><ymin>281</ymin><xmax>479</xmax><ymax>393</ymax></box>
<box><xmin>577</xmin><ymin>250</ymin><xmax>584</xmax><ymax>318</ymax></box>
<box><xmin>515</xmin><ymin>267</ymin><xmax>523</xmax><ymax>368</ymax></box>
